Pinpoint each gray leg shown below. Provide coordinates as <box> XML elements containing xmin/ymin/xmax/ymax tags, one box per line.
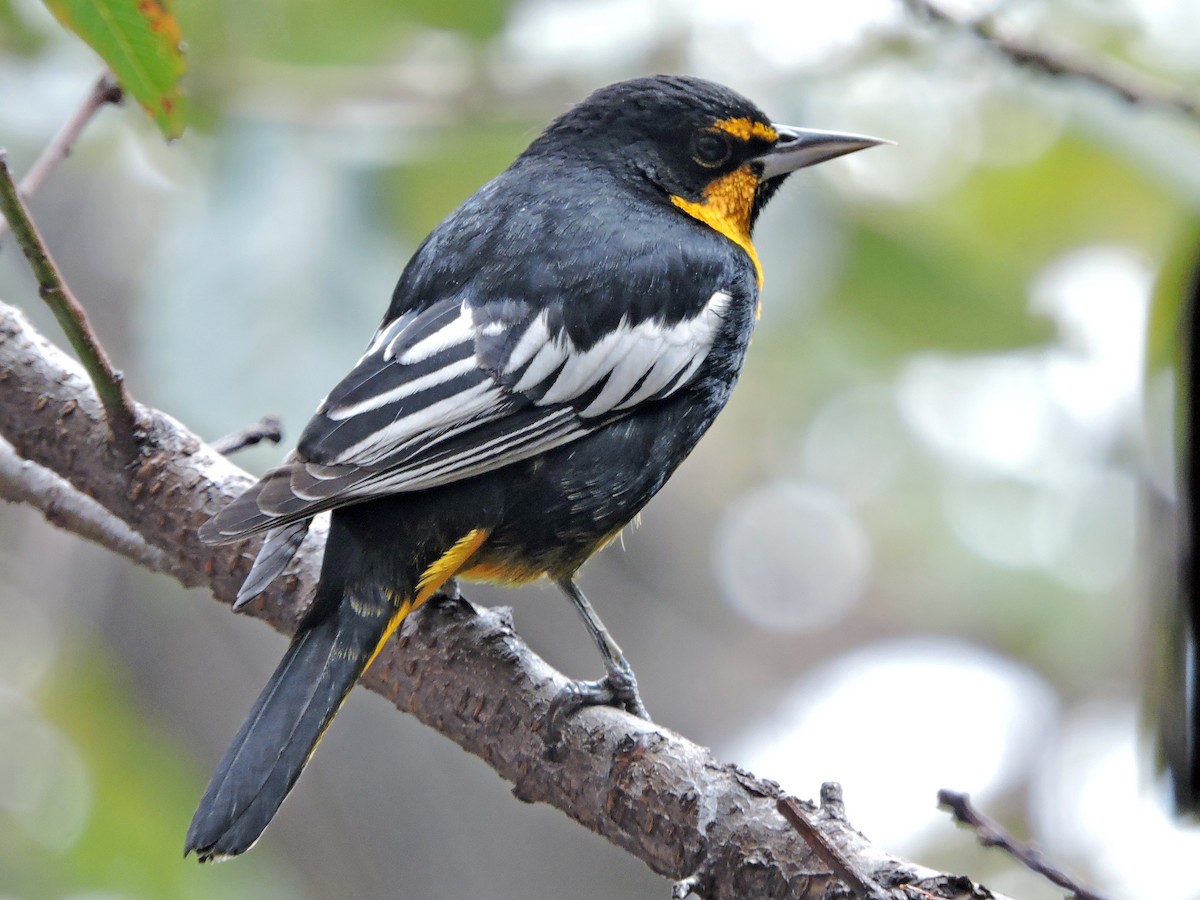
<box><xmin>544</xmin><ymin>577</ymin><xmax>649</xmax><ymax>744</ymax></box>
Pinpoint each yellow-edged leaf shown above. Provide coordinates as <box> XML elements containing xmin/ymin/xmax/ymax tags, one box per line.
<box><xmin>43</xmin><ymin>0</ymin><xmax>186</xmax><ymax>139</ymax></box>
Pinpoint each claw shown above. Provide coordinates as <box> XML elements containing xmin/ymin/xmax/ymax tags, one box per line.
<box><xmin>542</xmin><ymin>576</ymin><xmax>650</xmax><ymax>747</ymax></box>
<box><xmin>606</xmin><ymin>654</ymin><xmax>648</xmax><ymax>718</ymax></box>
<box><xmin>542</xmin><ymin>665</ymin><xmax>650</xmax><ymax>747</ymax></box>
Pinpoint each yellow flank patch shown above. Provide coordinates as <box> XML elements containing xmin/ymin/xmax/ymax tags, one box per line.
<box><xmin>414</xmin><ymin>528</ymin><xmax>490</xmax><ymax>607</ymax></box>
<box><xmin>363</xmin><ymin>596</ymin><xmax>414</xmax><ymax>672</ymax></box>
<box><xmin>364</xmin><ymin>600</ymin><xmax>412</xmax><ymax>672</ymax></box>
<box><xmin>362</xmin><ymin>528</ymin><xmax>491</xmax><ymax>673</ymax></box>
<box><xmin>671</xmin><ymin>165</ymin><xmax>764</xmax><ymax>288</ymax></box>
<box><xmin>713</xmin><ymin>117</ymin><xmax>778</xmax><ymax>143</ymax></box>
<box><xmin>459</xmin><ymin>558</ymin><xmax>545</xmax><ymax>587</ymax></box>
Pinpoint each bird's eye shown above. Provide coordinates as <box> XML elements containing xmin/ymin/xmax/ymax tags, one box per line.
<box><xmin>692</xmin><ymin>130</ymin><xmax>732</xmax><ymax>168</ymax></box>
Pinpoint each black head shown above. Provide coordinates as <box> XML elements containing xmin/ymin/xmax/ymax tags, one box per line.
<box><xmin>522</xmin><ymin>75</ymin><xmax>886</xmax><ymax>255</ymax></box>
<box><xmin>529</xmin><ymin>76</ymin><xmax>774</xmax><ymax>195</ymax></box>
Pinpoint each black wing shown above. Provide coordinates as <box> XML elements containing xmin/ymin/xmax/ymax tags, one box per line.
<box><xmin>201</xmin><ymin>287</ymin><xmax>734</xmax><ymax>544</ymax></box>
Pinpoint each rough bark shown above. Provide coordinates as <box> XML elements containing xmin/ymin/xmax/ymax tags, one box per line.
<box><xmin>0</xmin><ymin>296</ymin><xmax>1008</xmax><ymax>900</ymax></box>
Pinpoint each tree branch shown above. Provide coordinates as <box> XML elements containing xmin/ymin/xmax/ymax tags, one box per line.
<box><xmin>211</xmin><ymin>414</ymin><xmax>284</xmax><ymax>455</ymax></box>
<box><xmin>0</xmin><ymin>153</ymin><xmax>142</xmax><ymax>457</ymax></box>
<box><xmin>902</xmin><ymin>0</ymin><xmax>1200</xmax><ymax>122</ymax></box>
<box><xmin>0</xmin><ymin>295</ymin><xmax>1010</xmax><ymax>899</ymax></box>
<box><xmin>0</xmin><ymin>434</ymin><xmax>168</xmax><ymax>573</ymax></box>
<box><xmin>938</xmin><ymin>790</ymin><xmax>1108</xmax><ymax>900</ymax></box>
<box><xmin>778</xmin><ymin>789</ymin><xmax>888</xmax><ymax>899</ymax></box>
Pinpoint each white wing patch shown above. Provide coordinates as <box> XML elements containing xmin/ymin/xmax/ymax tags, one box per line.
<box><xmin>397</xmin><ymin>302</ymin><xmax>475</xmax><ymax>363</ymax></box>
<box><xmin>504</xmin><ymin>313</ymin><xmax>551</xmax><ymax>371</ymax></box>
<box><xmin>323</xmin><ymin>290</ymin><xmax>731</xmax><ymax>470</ymax></box>
<box><xmin>513</xmin><ymin>339</ymin><xmax>570</xmax><ymax>393</ymax></box>
<box><xmin>537</xmin><ymin>327</ymin><xmax>626</xmax><ymax>404</ymax></box>
<box><xmin>327</xmin><ymin>356</ymin><xmax>476</xmax><ymax>421</ymax></box>
<box><xmin>334</xmin><ymin>379</ymin><xmax>501</xmax><ymax>465</ymax></box>
<box><xmin>505</xmin><ymin>290</ymin><xmax>731</xmax><ymax>419</ymax></box>
<box><xmin>356</xmin><ymin>312</ymin><xmax>412</xmax><ymax>365</ymax></box>
<box><xmin>355</xmin><ymin>407</ymin><xmax>579</xmax><ymax>493</ymax></box>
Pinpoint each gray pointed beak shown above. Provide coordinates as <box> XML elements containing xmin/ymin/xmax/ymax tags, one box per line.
<box><xmin>755</xmin><ymin>125</ymin><xmax>892</xmax><ymax>180</ymax></box>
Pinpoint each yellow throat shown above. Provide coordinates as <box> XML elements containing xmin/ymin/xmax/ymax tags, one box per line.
<box><xmin>671</xmin><ymin>164</ymin><xmax>764</xmax><ymax>290</ymax></box>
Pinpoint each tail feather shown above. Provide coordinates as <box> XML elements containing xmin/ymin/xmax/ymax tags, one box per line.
<box><xmin>185</xmin><ymin>586</ymin><xmax>395</xmax><ymax>861</ymax></box>
<box><xmin>234</xmin><ymin>519</ymin><xmax>312</xmax><ymax>609</ymax></box>
<box><xmin>188</xmin><ymin>517</ymin><xmax>487</xmax><ymax>860</ymax></box>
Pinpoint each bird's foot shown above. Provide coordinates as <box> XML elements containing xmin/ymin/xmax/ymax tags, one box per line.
<box><xmin>542</xmin><ymin>655</ymin><xmax>649</xmax><ymax>747</ymax></box>
<box><xmin>429</xmin><ymin>578</ymin><xmax>476</xmax><ymax>618</ymax></box>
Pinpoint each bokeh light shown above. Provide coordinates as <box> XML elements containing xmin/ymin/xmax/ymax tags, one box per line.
<box><xmin>1033</xmin><ymin>703</ymin><xmax>1200</xmax><ymax>900</ymax></box>
<box><xmin>729</xmin><ymin>637</ymin><xmax>1059</xmax><ymax>850</ymax></box>
<box><xmin>715</xmin><ymin>482</ymin><xmax>871</xmax><ymax>631</ymax></box>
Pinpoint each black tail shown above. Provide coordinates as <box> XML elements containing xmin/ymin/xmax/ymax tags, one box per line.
<box><xmin>185</xmin><ymin>582</ymin><xmax>399</xmax><ymax>860</ymax></box>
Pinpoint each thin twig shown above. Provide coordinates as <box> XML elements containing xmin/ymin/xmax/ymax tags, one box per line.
<box><xmin>0</xmin><ymin>73</ymin><xmax>123</xmax><ymax>242</ymax></box>
<box><xmin>903</xmin><ymin>0</ymin><xmax>1200</xmax><ymax>123</ymax></box>
<box><xmin>0</xmin><ymin>150</ymin><xmax>142</xmax><ymax>457</ymax></box>
<box><xmin>777</xmin><ymin>795</ymin><xmax>886</xmax><ymax>900</ymax></box>
<box><xmin>211</xmin><ymin>414</ymin><xmax>284</xmax><ymax>455</ymax></box>
<box><xmin>0</xmin><ymin>436</ymin><xmax>167</xmax><ymax>573</ymax></box>
<box><xmin>938</xmin><ymin>789</ymin><xmax>1110</xmax><ymax>900</ymax></box>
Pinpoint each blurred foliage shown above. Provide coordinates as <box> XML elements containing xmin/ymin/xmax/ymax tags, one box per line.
<box><xmin>850</xmin><ymin>134</ymin><xmax>1187</xmax><ymax>354</ymax></box>
<box><xmin>0</xmin><ymin>0</ymin><xmax>45</xmax><ymax>52</ymax></box>
<box><xmin>385</xmin><ymin>120</ymin><xmax>538</xmax><ymax>240</ymax></box>
<box><xmin>165</xmin><ymin>0</ymin><xmax>509</xmax><ymax>80</ymax></box>
<box><xmin>173</xmin><ymin>0</ymin><xmax>507</xmax><ymax>65</ymax></box>
<box><xmin>0</xmin><ymin>646</ymin><xmax>300</xmax><ymax>900</ymax></box>
<box><xmin>1147</xmin><ymin>222</ymin><xmax>1200</xmax><ymax>378</ymax></box>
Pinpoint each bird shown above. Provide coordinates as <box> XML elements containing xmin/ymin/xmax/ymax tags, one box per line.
<box><xmin>185</xmin><ymin>74</ymin><xmax>887</xmax><ymax>861</ymax></box>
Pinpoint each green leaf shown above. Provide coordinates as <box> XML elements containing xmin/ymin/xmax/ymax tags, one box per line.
<box><xmin>42</xmin><ymin>0</ymin><xmax>187</xmax><ymax>139</ymax></box>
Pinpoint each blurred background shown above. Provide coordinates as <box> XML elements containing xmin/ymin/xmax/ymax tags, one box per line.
<box><xmin>2</xmin><ymin>0</ymin><xmax>1200</xmax><ymax>897</ymax></box>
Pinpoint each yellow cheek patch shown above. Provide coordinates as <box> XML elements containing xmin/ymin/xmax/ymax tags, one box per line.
<box><xmin>671</xmin><ymin>164</ymin><xmax>764</xmax><ymax>289</ymax></box>
<box><xmin>714</xmin><ymin>117</ymin><xmax>778</xmax><ymax>143</ymax></box>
